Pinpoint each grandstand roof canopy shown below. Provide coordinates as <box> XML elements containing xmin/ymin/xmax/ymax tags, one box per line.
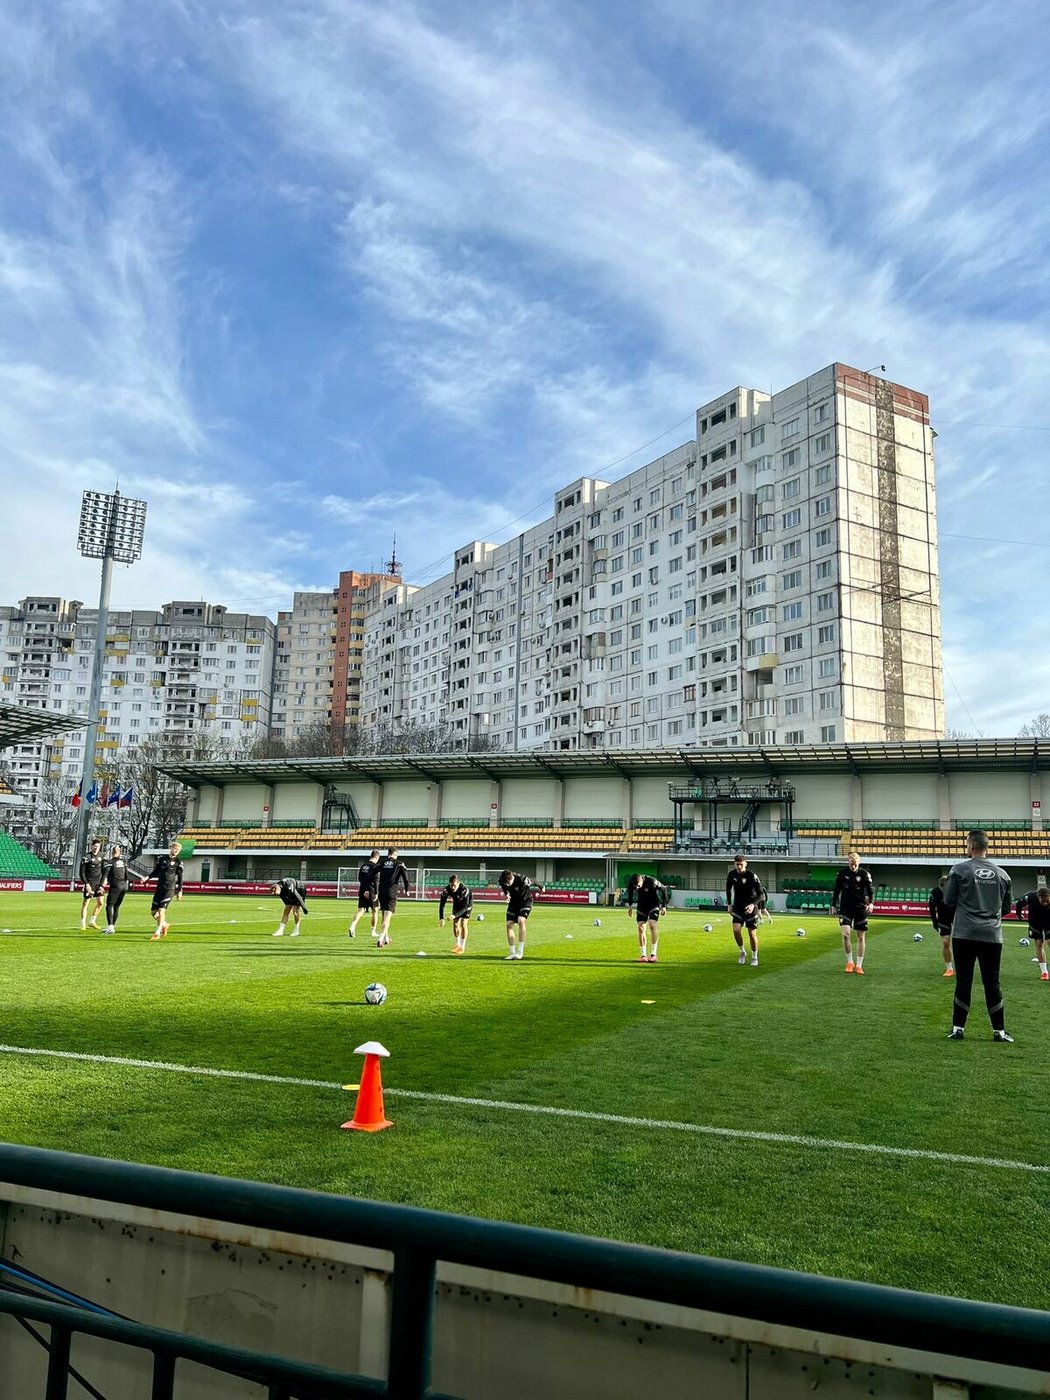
<box><xmin>0</xmin><ymin>702</ymin><xmax>87</xmax><ymax>751</ymax></box>
<box><xmin>157</xmin><ymin>739</ymin><xmax>1050</xmax><ymax>788</ymax></box>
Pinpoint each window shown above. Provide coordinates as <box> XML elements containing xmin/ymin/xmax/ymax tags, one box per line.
<box><xmin>819</xmin><ymin>690</ymin><xmax>838</xmax><ymax>711</ymax></box>
<box><xmin>784</xmin><ymin>729</ymin><xmax>806</xmax><ymax>744</ymax></box>
<box><xmin>782</xmin><ymin>663</ymin><xmax>804</xmax><ymax>685</ymax></box>
<box><xmin>782</xmin><ymin>540</ymin><xmax>801</xmax><ymax>560</ymax></box>
<box><xmin>814</xmin><ymin>432</ymin><xmax>833</xmax><ymax>456</ymax></box>
<box><xmin>782</xmin><ymin>602</ymin><xmax>803</xmax><ymax>621</ymax></box>
<box><xmin>782</xmin><ymin>509</ymin><xmax>801</xmax><ymax>530</ymax></box>
<box><xmin>746</xmin><ymin>636</ymin><xmax>775</xmax><ymax>657</ymax></box>
<box><xmin>815</xmin><ymin>496</ymin><xmax>832</xmax><ymax>518</ymax></box>
<box><xmin>814</xmin><ymin>403</ymin><xmax>830</xmax><ymax>423</ymax></box>
<box><xmin>746</xmin><ymin>578</ymin><xmax>768</xmax><ymax>597</ymax></box>
<box><xmin>756</xmin><ymin>484</ymin><xmax>774</xmax><ymax>505</ymax></box>
<box><xmin>782</xmin><ymin>569</ymin><xmax>802</xmax><ymax>590</ymax></box>
<box><xmin>782</xmin><ymin>477</ymin><xmax>801</xmax><ymax>500</ymax></box>
<box><xmin>818</xmin><ymin>624</ymin><xmax>836</xmax><ymax>644</ymax></box>
<box><xmin>814</xmin><ymin>463</ymin><xmax>832</xmax><ymax>485</ymax></box>
<box><xmin>750</xmin><ymin>426</ymin><xmax>765</xmax><ymax>447</ymax></box>
<box><xmin>781</xmin><ymin>447</ymin><xmax>801</xmax><ymax>470</ymax></box>
<box><xmin>815</xmin><ymin>527</ymin><xmax>833</xmax><ymax>547</ymax></box>
<box><xmin>752</xmin><ymin>546</ymin><xmax>773</xmax><ymax>564</ymax></box>
<box><xmin>817</xmin><ymin>591</ymin><xmax>835</xmax><ymax>612</ymax></box>
<box><xmin>612</xmin><ymin>530</ymin><xmax>625</xmax><ymax>547</ymax></box>
<box><xmin>747</xmin><ymin>606</ymin><xmax>773</xmax><ymax>626</ymax></box>
<box><xmin>784</xmin><ymin>696</ymin><xmax>803</xmax><ymax>716</ymax></box>
<box><xmin>820</xmin><ymin>724</ymin><xmax>837</xmax><ymax>742</ymax></box>
<box><xmin>815</xmin><ymin>560</ymin><xmax>832</xmax><ymax>581</ymax></box>
<box><xmin>819</xmin><ymin>657</ymin><xmax>837</xmax><ymax>678</ymax></box>
<box><xmin>781</xmin><ymin>418</ymin><xmax>800</xmax><ymax>439</ymax></box>
<box><xmin>782</xmin><ymin>633</ymin><xmax>803</xmax><ymax>653</ymax></box>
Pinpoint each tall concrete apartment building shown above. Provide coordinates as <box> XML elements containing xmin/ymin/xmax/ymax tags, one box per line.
<box><xmin>360</xmin><ymin>363</ymin><xmax>944</xmax><ymax>750</ymax></box>
<box><xmin>272</xmin><ymin>570</ymin><xmax>401</xmax><ymax>746</ymax></box>
<box><xmin>0</xmin><ymin>598</ymin><xmax>276</xmax><ymax>808</ymax></box>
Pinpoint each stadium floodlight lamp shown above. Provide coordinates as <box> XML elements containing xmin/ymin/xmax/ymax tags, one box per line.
<box><xmin>77</xmin><ymin>489</ymin><xmax>147</xmax><ymax>564</ymax></box>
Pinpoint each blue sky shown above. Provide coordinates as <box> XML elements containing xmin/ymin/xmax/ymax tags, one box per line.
<box><xmin>0</xmin><ymin>0</ymin><xmax>1047</xmax><ymax>734</ymax></box>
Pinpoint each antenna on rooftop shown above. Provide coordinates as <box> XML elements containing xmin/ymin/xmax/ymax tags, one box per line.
<box><xmin>385</xmin><ymin>537</ymin><xmax>401</xmax><ymax>578</ymax></box>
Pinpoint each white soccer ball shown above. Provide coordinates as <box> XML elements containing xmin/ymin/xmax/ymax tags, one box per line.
<box><xmin>593</xmin><ymin>918</ymin><xmax>602</xmax><ymax>927</ymax></box>
<box><xmin>703</xmin><ymin>923</ymin><xmax>713</xmax><ymax>932</ymax></box>
<box><xmin>795</xmin><ymin>928</ymin><xmax>806</xmax><ymax>937</ymax></box>
<box><xmin>364</xmin><ymin>982</ymin><xmax>387</xmax><ymax>1005</ymax></box>
<box><xmin>476</xmin><ymin>913</ymin><xmax>485</xmax><ymax>921</ymax></box>
<box><xmin>1020</xmin><ymin>937</ymin><xmax>1031</xmax><ymax>947</ymax></box>
<box><xmin>913</xmin><ymin>932</ymin><xmax>924</xmax><ymax>943</ymax></box>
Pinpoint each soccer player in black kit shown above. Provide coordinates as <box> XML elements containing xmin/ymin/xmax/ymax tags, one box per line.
<box><xmin>832</xmin><ymin>851</ymin><xmax>874</xmax><ymax>974</ymax></box>
<box><xmin>726</xmin><ymin>854</ymin><xmax>764</xmax><ymax>966</ymax></box>
<box><xmin>1016</xmin><ymin>886</ymin><xmax>1050</xmax><ymax>981</ymax></box>
<box><xmin>439</xmin><ymin>873</ymin><xmax>474</xmax><ymax>954</ymax></box>
<box><xmin>79</xmin><ymin>839</ymin><xmax>105</xmax><ymax>930</ymax></box>
<box><xmin>375</xmin><ymin>848</ymin><xmax>410</xmax><ymax>947</ymax></box>
<box><xmin>929</xmin><ymin>875</ymin><xmax>955</xmax><ymax>977</ymax></box>
<box><xmin>348</xmin><ymin>849</ymin><xmax>380</xmax><ymax>940</ymax></box>
<box><xmin>142</xmin><ymin>841</ymin><xmax>184</xmax><ymax>939</ymax></box>
<box><xmin>271</xmin><ymin>876</ymin><xmax>308</xmax><ymax>937</ymax></box>
<box><xmin>625</xmin><ymin>873</ymin><xmax>670</xmax><ymax>962</ymax></box>
<box><xmin>499</xmin><ymin>869</ymin><xmax>539</xmax><ymax>960</ymax></box>
<box><xmin>100</xmin><ymin>844</ymin><xmax>139</xmax><ymax>935</ymax></box>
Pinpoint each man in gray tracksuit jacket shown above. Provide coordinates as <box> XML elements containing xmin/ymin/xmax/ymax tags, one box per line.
<box><xmin>943</xmin><ymin>829</ymin><xmax>1013</xmax><ymax>1042</ymax></box>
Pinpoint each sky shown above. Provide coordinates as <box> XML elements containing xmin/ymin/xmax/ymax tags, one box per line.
<box><xmin>0</xmin><ymin>0</ymin><xmax>1047</xmax><ymax>736</ymax></box>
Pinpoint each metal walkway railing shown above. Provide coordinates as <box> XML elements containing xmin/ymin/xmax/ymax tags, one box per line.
<box><xmin>0</xmin><ymin>1141</ymin><xmax>1048</xmax><ymax>1398</ymax></box>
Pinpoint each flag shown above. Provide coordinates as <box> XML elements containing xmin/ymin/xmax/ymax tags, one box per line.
<box><xmin>99</xmin><ymin>782</ymin><xmax>109</xmax><ymax>808</ymax></box>
<box><xmin>71</xmin><ymin>782</ymin><xmax>82</xmax><ymax>809</ymax></box>
<box><xmin>107</xmin><ymin>784</ymin><xmax>122</xmax><ymax>808</ymax></box>
<box><xmin>86</xmin><ymin>781</ymin><xmax>99</xmax><ymax>805</ymax></box>
<box><xmin>119</xmin><ymin>785</ymin><xmax>133</xmax><ymax>808</ymax></box>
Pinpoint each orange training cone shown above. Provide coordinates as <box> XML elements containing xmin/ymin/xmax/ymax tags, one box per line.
<box><xmin>341</xmin><ymin>1041</ymin><xmax>392</xmax><ymax>1132</ymax></box>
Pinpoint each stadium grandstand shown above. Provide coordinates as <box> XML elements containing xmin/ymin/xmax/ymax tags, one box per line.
<box><xmin>0</xmin><ymin>701</ymin><xmax>86</xmax><ymax>881</ymax></box>
<box><xmin>159</xmin><ymin>739</ymin><xmax>1050</xmax><ymax>906</ymax></box>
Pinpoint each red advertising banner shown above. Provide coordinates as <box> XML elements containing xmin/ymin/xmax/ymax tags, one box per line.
<box><xmin>0</xmin><ymin>879</ymin><xmax>25</xmax><ymax>892</ymax></box>
<box><xmin>873</xmin><ymin>900</ymin><xmax>1020</xmax><ymax>920</ymax></box>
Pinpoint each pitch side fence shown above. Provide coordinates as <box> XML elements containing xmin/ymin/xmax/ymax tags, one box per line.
<box><xmin>0</xmin><ymin>1143</ymin><xmax>1049</xmax><ymax>1399</ymax></box>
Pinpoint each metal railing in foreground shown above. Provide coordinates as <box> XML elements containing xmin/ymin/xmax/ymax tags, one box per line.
<box><xmin>0</xmin><ymin>1141</ymin><xmax>1048</xmax><ymax>1399</ymax></box>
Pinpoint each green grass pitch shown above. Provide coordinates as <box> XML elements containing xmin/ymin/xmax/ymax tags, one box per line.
<box><xmin>1</xmin><ymin>891</ymin><xmax>1047</xmax><ymax>1309</ymax></box>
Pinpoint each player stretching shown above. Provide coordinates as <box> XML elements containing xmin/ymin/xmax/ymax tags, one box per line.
<box><xmin>833</xmin><ymin>851</ymin><xmax>874</xmax><ymax>974</ymax></box>
<box><xmin>499</xmin><ymin>869</ymin><xmax>539</xmax><ymax>960</ymax></box>
<box><xmin>625</xmin><ymin>873</ymin><xmax>669</xmax><ymax>962</ymax></box>
<box><xmin>348</xmin><ymin>849</ymin><xmax>380</xmax><ymax>939</ymax></box>
<box><xmin>439</xmin><ymin>874</ymin><xmax>474</xmax><ymax>953</ymax></box>
<box><xmin>929</xmin><ymin>875</ymin><xmax>955</xmax><ymax>977</ymax></box>
<box><xmin>1016</xmin><ymin>887</ymin><xmax>1050</xmax><ymax>980</ymax></box>
<box><xmin>79</xmin><ymin>839</ymin><xmax>105</xmax><ymax>929</ymax></box>
<box><xmin>375</xmin><ymin>848</ymin><xmax>410</xmax><ymax>947</ymax></box>
<box><xmin>271</xmin><ymin>876</ymin><xmax>308</xmax><ymax>937</ymax></box>
<box><xmin>726</xmin><ymin>854</ymin><xmax>763</xmax><ymax>966</ymax></box>
<box><xmin>142</xmin><ymin>842</ymin><xmax>184</xmax><ymax>938</ymax></box>
<box><xmin>100</xmin><ymin>844</ymin><xmax>139</xmax><ymax>934</ymax></box>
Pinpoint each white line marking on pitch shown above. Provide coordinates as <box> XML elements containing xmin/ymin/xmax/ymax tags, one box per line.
<box><xmin>1</xmin><ymin>1043</ymin><xmax>1046</xmax><ymax>1177</ymax></box>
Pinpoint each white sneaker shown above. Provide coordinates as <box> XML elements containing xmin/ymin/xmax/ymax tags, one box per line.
<box><xmin>505</xmin><ymin>951</ymin><xmax>517</xmax><ymax>960</ymax></box>
<box><xmin>103</xmin><ymin>925</ymin><xmax>115</xmax><ymax>935</ymax></box>
<box><xmin>750</xmin><ymin>956</ymin><xmax>759</xmax><ymax>967</ymax></box>
<box><xmin>515</xmin><ymin>947</ymin><xmax>525</xmax><ymax>960</ymax></box>
<box><xmin>738</xmin><ymin>950</ymin><xmax>747</xmax><ymax>965</ymax></box>
<box><xmin>273</xmin><ymin>929</ymin><xmax>284</xmax><ymax>937</ymax></box>
<box><xmin>290</xmin><ymin>929</ymin><xmax>300</xmax><ymax>937</ymax></box>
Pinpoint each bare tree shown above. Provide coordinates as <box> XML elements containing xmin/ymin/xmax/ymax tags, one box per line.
<box><xmin>20</xmin><ymin>778</ymin><xmax>82</xmax><ymax>870</ymax></box>
<box><xmin>1019</xmin><ymin>714</ymin><xmax>1050</xmax><ymax>738</ymax></box>
<box><xmin>357</xmin><ymin>719</ymin><xmax>500</xmax><ymax>756</ymax></box>
<box><xmin>943</xmin><ymin>727</ymin><xmax>973</xmax><ymax>740</ymax></box>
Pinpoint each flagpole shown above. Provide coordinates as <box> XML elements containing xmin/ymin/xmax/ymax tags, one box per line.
<box><xmin>71</xmin><ymin>550</ymin><xmax>113</xmax><ymax>886</ymax></box>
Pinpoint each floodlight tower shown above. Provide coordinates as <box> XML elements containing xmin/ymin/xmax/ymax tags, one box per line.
<box><xmin>71</xmin><ymin>489</ymin><xmax>147</xmax><ymax>882</ymax></box>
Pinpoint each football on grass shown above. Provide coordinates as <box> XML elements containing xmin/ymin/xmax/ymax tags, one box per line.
<box><xmin>913</xmin><ymin>932</ymin><xmax>924</xmax><ymax>943</ymax></box>
<box><xmin>364</xmin><ymin>982</ymin><xmax>387</xmax><ymax>1005</ymax></box>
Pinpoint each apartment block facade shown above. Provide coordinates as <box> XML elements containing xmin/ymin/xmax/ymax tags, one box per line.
<box><xmin>359</xmin><ymin>363</ymin><xmax>944</xmax><ymax>750</ymax></box>
<box><xmin>0</xmin><ymin>598</ymin><xmax>276</xmax><ymax>804</ymax></box>
<box><xmin>272</xmin><ymin>570</ymin><xmax>401</xmax><ymax>746</ymax></box>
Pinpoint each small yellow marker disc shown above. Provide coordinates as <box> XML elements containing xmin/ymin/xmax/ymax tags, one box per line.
<box><xmin>342</xmin><ymin>1084</ymin><xmax>360</xmax><ymax>1091</ymax></box>
<box><xmin>640</xmin><ymin>999</ymin><xmax>656</xmax><ymax>1005</ymax></box>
